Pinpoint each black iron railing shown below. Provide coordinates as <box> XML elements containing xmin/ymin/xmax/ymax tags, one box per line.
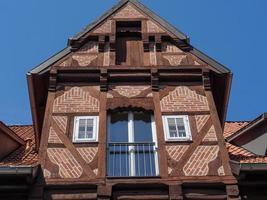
<box><xmin>107</xmin><ymin>142</ymin><xmax>159</xmax><ymax>177</ymax></box>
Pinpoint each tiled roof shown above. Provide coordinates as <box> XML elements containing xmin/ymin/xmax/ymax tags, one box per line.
<box><xmin>227</xmin><ymin>142</ymin><xmax>267</xmax><ymax>163</ymax></box>
<box><xmin>0</xmin><ymin>125</ymin><xmax>38</xmax><ymax>167</ymax></box>
<box><xmin>225</xmin><ymin>121</ymin><xmax>267</xmax><ymax>164</ymax></box>
<box><xmin>224</xmin><ymin>121</ymin><xmax>249</xmax><ymax>139</ymax></box>
<box><xmin>9</xmin><ymin>125</ymin><xmax>35</xmax><ymax>143</ymax></box>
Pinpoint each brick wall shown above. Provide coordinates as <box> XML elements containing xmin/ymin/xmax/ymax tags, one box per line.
<box><xmin>52</xmin><ymin>116</ymin><xmax>68</xmax><ymax>134</ymax></box>
<box><xmin>77</xmin><ymin>147</ymin><xmax>98</xmax><ymax>164</ymax></box>
<box><xmin>47</xmin><ymin>148</ymin><xmax>83</xmax><ymax>179</ymax></box>
<box><xmin>203</xmin><ymin>125</ymin><xmax>218</xmax><ymax>142</ymax></box>
<box><xmin>113</xmin><ymin>4</ymin><xmax>145</xmax><ymax>19</ymax></box>
<box><xmin>113</xmin><ymin>86</ymin><xmax>150</xmax><ymax>98</ymax></box>
<box><xmin>183</xmin><ymin>145</ymin><xmax>219</xmax><ymax>176</ymax></box>
<box><xmin>53</xmin><ymin>87</ymin><xmax>99</xmax><ymax>113</ymax></box>
<box><xmin>195</xmin><ymin>115</ymin><xmax>210</xmax><ymax>133</ymax></box>
<box><xmin>160</xmin><ymin>86</ymin><xmax>209</xmax><ymax>112</ymax></box>
<box><xmin>48</xmin><ymin>127</ymin><xmax>62</xmax><ymax>144</ymax></box>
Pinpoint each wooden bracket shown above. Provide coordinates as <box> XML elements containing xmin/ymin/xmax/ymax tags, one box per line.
<box><xmin>169</xmin><ymin>183</ymin><xmax>183</xmax><ymax>200</ymax></box>
<box><xmin>226</xmin><ymin>185</ymin><xmax>240</xmax><ymax>200</ymax></box>
<box><xmin>202</xmin><ymin>69</ymin><xmax>211</xmax><ymax>91</ymax></box>
<box><xmin>151</xmin><ymin>68</ymin><xmax>159</xmax><ymax>91</ymax></box>
<box><xmin>48</xmin><ymin>69</ymin><xmax>57</xmax><ymax>92</ymax></box>
<box><xmin>97</xmin><ymin>184</ymin><xmax>112</xmax><ymax>199</ymax></box>
<box><xmin>100</xmin><ymin>69</ymin><xmax>108</xmax><ymax>92</ymax></box>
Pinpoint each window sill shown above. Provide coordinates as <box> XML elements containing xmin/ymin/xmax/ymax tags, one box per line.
<box><xmin>106</xmin><ymin>175</ymin><xmax>161</xmax><ymax>179</ymax></box>
<box><xmin>73</xmin><ymin>141</ymin><xmax>99</xmax><ymax>147</ymax></box>
<box><xmin>165</xmin><ymin>140</ymin><xmax>193</xmax><ymax>144</ymax></box>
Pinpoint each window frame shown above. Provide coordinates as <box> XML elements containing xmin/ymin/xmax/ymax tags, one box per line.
<box><xmin>107</xmin><ymin>111</ymin><xmax>159</xmax><ymax>177</ymax></box>
<box><xmin>73</xmin><ymin>116</ymin><xmax>99</xmax><ymax>143</ymax></box>
<box><xmin>162</xmin><ymin>115</ymin><xmax>192</xmax><ymax>141</ymax></box>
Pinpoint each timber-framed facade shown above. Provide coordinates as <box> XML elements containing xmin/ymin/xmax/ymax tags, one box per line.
<box><xmin>0</xmin><ymin>1</ymin><xmax>266</xmax><ymax>200</ymax></box>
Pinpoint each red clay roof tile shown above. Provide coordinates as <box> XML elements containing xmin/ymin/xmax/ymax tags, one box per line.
<box><xmin>0</xmin><ymin>125</ymin><xmax>38</xmax><ymax>166</ymax></box>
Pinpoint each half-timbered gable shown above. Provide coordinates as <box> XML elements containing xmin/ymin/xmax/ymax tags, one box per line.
<box><xmin>3</xmin><ymin>0</ymin><xmax>267</xmax><ymax>199</ymax></box>
<box><xmin>24</xmin><ymin>0</ymin><xmax>240</xmax><ymax>199</ymax></box>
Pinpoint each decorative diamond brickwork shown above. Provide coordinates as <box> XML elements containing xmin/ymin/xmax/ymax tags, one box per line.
<box><xmin>195</xmin><ymin>115</ymin><xmax>210</xmax><ymax>133</ymax></box>
<box><xmin>163</xmin><ymin>55</ymin><xmax>187</xmax><ymax>66</ymax></box>
<box><xmin>113</xmin><ymin>86</ymin><xmax>150</xmax><ymax>98</ymax></box>
<box><xmin>113</xmin><ymin>4</ymin><xmax>145</xmax><ymax>19</ymax></box>
<box><xmin>218</xmin><ymin>165</ymin><xmax>225</xmax><ymax>176</ymax></box>
<box><xmin>203</xmin><ymin>125</ymin><xmax>218</xmax><ymax>142</ymax></box>
<box><xmin>72</xmin><ymin>54</ymin><xmax>97</xmax><ymax>67</ymax></box>
<box><xmin>183</xmin><ymin>145</ymin><xmax>219</xmax><ymax>176</ymax></box>
<box><xmin>52</xmin><ymin>116</ymin><xmax>68</xmax><ymax>134</ymax></box>
<box><xmin>48</xmin><ymin>127</ymin><xmax>62</xmax><ymax>144</ymax></box>
<box><xmin>93</xmin><ymin>20</ymin><xmax>112</xmax><ymax>34</ymax></box>
<box><xmin>47</xmin><ymin>148</ymin><xmax>83</xmax><ymax>179</ymax></box>
<box><xmin>166</xmin><ymin>145</ymin><xmax>189</xmax><ymax>162</ymax></box>
<box><xmin>147</xmin><ymin>20</ymin><xmax>164</xmax><ymax>33</ymax></box>
<box><xmin>77</xmin><ymin>147</ymin><xmax>98</xmax><ymax>164</ymax></box>
<box><xmin>160</xmin><ymin>86</ymin><xmax>209</xmax><ymax>112</ymax></box>
<box><xmin>53</xmin><ymin>87</ymin><xmax>99</xmax><ymax>113</ymax></box>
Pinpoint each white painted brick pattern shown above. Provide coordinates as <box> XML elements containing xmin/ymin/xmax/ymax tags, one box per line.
<box><xmin>52</xmin><ymin>116</ymin><xmax>68</xmax><ymax>134</ymax></box>
<box><xmin>77</xmin><ymin>147</ymin><xmax>98</xmax><ymax>164</ymax></box>
<box><xmin>113</xmin><ymin>86</ymin><xmax>150</xmax><ymax>98</ymax></box>
<box><xmin>203</xmin><ymin>125</ymin><xmax>218</xmax><ymax>142</ymax></box>
<box><xmin>166</xmin><ymin>145</ymin><xmax>189</xmax><ymax>162</ymax></box>
<box><xmin>47</xmin><ymin>148</ymin><xmax>83</xmax><ymax>179</ymax></box>
<box><xmin>48</xmin><ymin>127</ymin><xmax>62</xmax><ymax>144</ymax></box>
<box><xmin>160</xmin><ymin>86</ymin><xmax>209</xmax><ymax>112</ymax></box>
<box><xmin>183</xmin><ymin>145</ymin><xmax>219</xmax><ymax>176</ymax></box>
<box><xmin>195</xmin><ymin>115</ymin><xmax>210</xmax><ymax>133</ymax></box>
<box><xmin>53</xmin><ymin>87</ymin><xmax>99</xmax><ymax>113</ymax></box>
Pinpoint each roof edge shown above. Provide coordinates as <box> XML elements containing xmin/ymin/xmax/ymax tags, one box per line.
<box><xmin>227</xmin><ymin>113</ymin><xmax>267</xmax><ymax>142</ymax></box>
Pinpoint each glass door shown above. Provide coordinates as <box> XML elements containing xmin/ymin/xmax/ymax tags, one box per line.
<box><xmin>107</xmin><ymin>111</ymin><xmax>159</xmax><ymax>177</ymax></box>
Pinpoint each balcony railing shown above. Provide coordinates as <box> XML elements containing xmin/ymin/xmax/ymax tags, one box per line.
<box><xmin>107</xmin><ymin>142</ymin><xmax>159</xmax><ymax>177</ymax></box>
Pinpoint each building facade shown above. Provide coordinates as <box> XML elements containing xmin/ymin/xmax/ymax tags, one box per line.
<box><xmin>0</xmin><ymin>1</ymin><xmax>266</xmax><ymax>199</ymax></box>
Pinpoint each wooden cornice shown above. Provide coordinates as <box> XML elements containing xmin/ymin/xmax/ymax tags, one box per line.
<box><xmin>53</xmin><ymin>66</ymin><xmax>204</xmax><ymax>85</ymax></box>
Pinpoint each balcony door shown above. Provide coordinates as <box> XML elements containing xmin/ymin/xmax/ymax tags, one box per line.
<box><xmin>107</xmin><ymin>111</ymin><xmax>159</xmax><ymax>177</ymax></box>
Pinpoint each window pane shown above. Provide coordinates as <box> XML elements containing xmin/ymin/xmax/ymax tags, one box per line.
<box><xmin>85</xmin><ymin>119</ymin><xmax>94</xmax><ymax>139</ymax></box>
<box><xmin>133</xmin><ymin>112</ymin><xmax>153</xmax><ymax>142</ymax></box>
<box><xmin>176</xmin><ymin>118</ymin><xmax>186</xmax><ymax>138</ymax></box>
<box><xmin>167</xmin><ymin>118</ymin><xmax>178</xmax><ymax>138</ymax></box>
<box><xmin>78</xmin><ymin>119</ymin><xmax>86</xmax><ymax>139</ymax></box>
<box><xmin>109</xmin><ymin>111</ymin><xmax>128</xmax><ymax>142</ymax></box>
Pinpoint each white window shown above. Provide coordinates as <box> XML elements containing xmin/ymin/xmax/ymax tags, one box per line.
<box><xmin>73</xmin><ymin>116</ymin><xmax>99</xmax><ymax>142</ymax></box>
<box><xmin>162</xmin><ymin>115</ymin><xmax>192</xmax><ymax>141</ymax></box>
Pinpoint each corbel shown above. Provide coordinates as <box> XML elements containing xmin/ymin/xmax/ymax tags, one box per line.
<box><xmin>100</xmin><ymin>69</ymin><xmax>108</xmax><ymax>92</ymax></box>
<box><xmin>48</xmin><ymin>69</ymin><xmax>57</xmax><ymax>92</ymax></box>
<box><xmin>202</xmin><ymin>69</ymin><xmax>211</xmax><ymax>91</ymax></box>
<box><xmin>169</xmin><ymin>183</ymin><xmax>183</xmax><ymax>200</ymax></box>
<box><xmin>151</xmin><ymin>68</ymin><xmax>159</xmax><ymax>91</ymax></box>
<box><xmin>97</xmin><ymin>184</ymin><xmax>112</xmax><ymax>200</ymax></box>
<box><xmin>226</xmin><ymin>184</ymin><xmax>240</xmax><ymax>200</ymax></box>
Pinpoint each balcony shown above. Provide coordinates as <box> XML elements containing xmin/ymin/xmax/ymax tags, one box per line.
<box><xmin>107</xmin><ymin>142</ymin><xmax>159</xmax><ymax>177</ymax></box>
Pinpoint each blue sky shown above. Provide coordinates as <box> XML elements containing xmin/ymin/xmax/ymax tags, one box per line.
<box><xmin>0</xmin><ymin>0</ymin><xmax>267</xmax><ymax>125</ymax></box>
